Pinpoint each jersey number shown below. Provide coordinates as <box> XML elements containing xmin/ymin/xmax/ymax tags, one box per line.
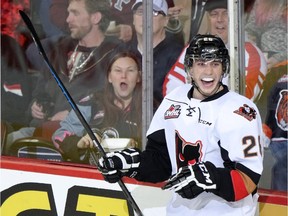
<box><xmin>242</xmin><ymin>136</ymin><xmax>258</xmax><ymax>157</ymax></box>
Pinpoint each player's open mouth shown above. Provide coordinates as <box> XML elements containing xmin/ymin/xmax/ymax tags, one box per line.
<box><xmin>201</xmin><ymin>77</ymin><xmax>214</xmax><ymax>83</ymax></box>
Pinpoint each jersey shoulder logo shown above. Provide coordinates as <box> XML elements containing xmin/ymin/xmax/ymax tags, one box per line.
<box><xmin>164</xmin><ymin>104</ymin><xmax>181</xmax><ymax>119</ymax></box>
<box><xmin>175</xmin><ymin>130</ymin><xmax>203</xmax><ymax>168</ymax></box>
<box><xmin>276</xmin><ymin>90</ymin><xmax>288</xmax><ymax>131</ymax></box>
<box><xmin>233</xmin><ymin>104</ymin><xmax>256</xmax><ymax>121</ymax></box>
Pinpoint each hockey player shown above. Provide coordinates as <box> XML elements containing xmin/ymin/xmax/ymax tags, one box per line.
<box><xmin>98</xmin><ymin>34</ymin><xmax>263</xmax><ymax>215</ymax></box>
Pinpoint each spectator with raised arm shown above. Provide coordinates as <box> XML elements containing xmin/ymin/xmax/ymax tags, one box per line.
<box><xmin>108</xmin><ymin>0</ymin><xmax>184</xmax><ymax>44</ymax></box>
<box><xmin>245</xmin><ymin>0</ymin><xmax>287</xmax><ymax>69</ymax></box>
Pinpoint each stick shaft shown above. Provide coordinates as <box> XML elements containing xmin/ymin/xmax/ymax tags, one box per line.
<box><xmin>19</xmin><ymin>10</ymin><xmax>143</xmax><ymax>216</ymax></box>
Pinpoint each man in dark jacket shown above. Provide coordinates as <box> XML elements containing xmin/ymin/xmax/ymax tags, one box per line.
<box><xmin>5</xmin><ymin>0</ymin><xmax>122</xmax><ymax>155</ymax></box>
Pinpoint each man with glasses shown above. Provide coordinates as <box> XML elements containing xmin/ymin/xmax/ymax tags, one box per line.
<box><xmin>124</xmin><ymin>0</ymin><xmax>183</xmax><ymax>112</ymax></box>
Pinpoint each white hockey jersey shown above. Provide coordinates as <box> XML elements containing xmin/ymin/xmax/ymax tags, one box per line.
<box><xmin>146</xmin><ymin>84</ymin><xmax>263</xmax><ymax>215</ymax></box>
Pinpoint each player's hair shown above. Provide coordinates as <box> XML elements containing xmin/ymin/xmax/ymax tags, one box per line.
<box><xmin>184</xmin><ymin>34</ymin><xmax>230</xmax><ymax>77</ymax></box>
<box><xmin>69</xmin><ymin>0</ymin><xmax>111</xmax><ymax>32</ymax></box>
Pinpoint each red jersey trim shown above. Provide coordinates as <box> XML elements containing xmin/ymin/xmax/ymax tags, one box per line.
<box><xmin>231</xmin><ymin>170</ymin><xmax>249</xmax><ymax>201</ymax></box>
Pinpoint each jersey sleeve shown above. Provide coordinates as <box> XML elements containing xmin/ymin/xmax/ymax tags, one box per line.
<box><xmin>135</xmin><ymin>129</ymin><xmax>172</xmax><ymax>183</ymax></box>
<box><xmin>213</xmin><ymin>96</ymin><xmax>263</xmax><ymax>201</ymax></box>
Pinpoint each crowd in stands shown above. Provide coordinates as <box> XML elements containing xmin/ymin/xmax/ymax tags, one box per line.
<box><xmin>1</xmin><ymin>0</ymin><xmax>287</xmax><ymax>191</ymax></box>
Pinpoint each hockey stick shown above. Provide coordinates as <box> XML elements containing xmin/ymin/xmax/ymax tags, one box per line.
<box><xmin>19</xmin><ymin>10</ymin><xmax>143</xmax><ymax>216</ymax></box>
<box><xmin>189</xmin><ymin>0</ymin><xmax>207</xmax><ymax>42</ymax></box>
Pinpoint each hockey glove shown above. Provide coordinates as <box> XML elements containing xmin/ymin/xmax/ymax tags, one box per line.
<box><xmin>98</xmin><ymin>148</ymin><xmax>141</xmax><ymax>183</ymax></box>
<box><xmin>162</xmin><ymin>161</ymin><xmax>217</xmax><ymax>199</ymax></box>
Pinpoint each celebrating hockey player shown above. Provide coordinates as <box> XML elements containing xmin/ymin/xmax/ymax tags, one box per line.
<box><xmin>98</xmin><ymin>34</ymin><xmax>263</xmax><ymax>215</ymax></box>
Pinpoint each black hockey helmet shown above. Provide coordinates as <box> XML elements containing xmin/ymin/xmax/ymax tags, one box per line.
<box><xmin>184</xmin><ymin>34</ymin><xmax>230</xmax><ymax>77</ymax></box>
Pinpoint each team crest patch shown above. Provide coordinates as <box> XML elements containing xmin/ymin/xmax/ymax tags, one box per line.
<box><xmin>234</xmin><ymin>104</ymin><xmax>256</xmax><ymax>121</ymax></box>
<box><xmin>164</xmin><ymin>104</ymin><xmax>181</xmax><ymax>119</ymax></box>
<box><xmin>175</xmin><ymin>130</ymin><xmax>203</xmax><ymax>168</ymax></box>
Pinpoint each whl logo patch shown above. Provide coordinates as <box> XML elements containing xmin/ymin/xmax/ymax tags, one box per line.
<box><xmin>164</xmin><ymin>105</ymin><xmax>181</xmax><ymax>119</ymax></box>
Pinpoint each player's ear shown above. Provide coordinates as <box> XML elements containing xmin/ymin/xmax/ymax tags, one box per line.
<box><xmin>188</xmin><ymin>68</ymin><xmax>194</xmax><ymax>78</ymax></box>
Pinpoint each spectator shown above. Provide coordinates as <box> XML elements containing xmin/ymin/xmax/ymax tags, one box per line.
<box><xmin>255</xmin><ymin>61</ymin><xmax>288</xmax><ymax>121</ymax></box>
<box><xmin>108</xmin><ymin>0</ymin><xmax>135</xmax><ymax>42</ymax></box>
<box><xmin>245</xmin><ymin>0</ymin><xmax>287</xmax><ymax>121</ymax></box>
<box><xmin>1</xmin><ymin>0</ymin><xmax>32</xmax><ymax>49</ymax></box>
<box><xmin>1</xmin><ymin>0</ymin><xmax>32</xmax><ymax>130</ymax></box>
<box><xmin>52</xmin><ymin>51</ymin><xmax>142</xmax><ymax>164</ymax></box>
<box><xmin>163</xmin><ymin>0</ymin><xmax>268</xmax><ymax>102</ymax></box>
<box><xmin>98</xmin><ymin>34</ymin><xmax>263</xmax><ymax>215</ymax></box>
<box><xmin>5</xmin><ymin>0</ymin><xmax>122</xmax><ymax>155</ymax></box>
<box><xmin>262</xmin><ymin>74</ymin><xmax>287</xmax><ymax>191</ymax></box>
<box><xmin>166</xmin><ymin>0</ymin><xmax>185</xmax><ymax>46</ymax></box>
<box><xmin>39</xmin><ymin>0</ymin><xmax>69</xmax><ymax>38</ymax></box>
<box><xmin>245</xmin><ymin>0</ymin><xmax>287</xmax><ymax>69</ymax></box>
<box><xmin>26</xmin><ymin>0</ymin><xmax>70</xmax><ymax>72</ymax></box>
<box><xmin>125</xmin><ymin>0</ymin><xmax>183</xmax><ymax>111</ymax></box>
<box><xmin>1</xmin><ymin>34</ymin><xmax>32</xmax><ymax>129</ymax></box>
<box><xmin>108</xmin><ymin>0</ymin><xmax>184</xmax><ymax>44</ymax></box>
